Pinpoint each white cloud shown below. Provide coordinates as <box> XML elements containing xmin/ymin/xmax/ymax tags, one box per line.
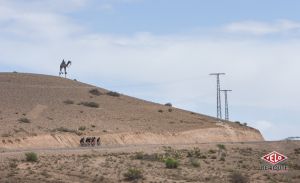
<box><xmin>250</xmin><ymin>120</ymin><xmax>273</xmax><ymax>131</ymax></box>
<box><xmin>95</xmin><ymin>0</ymin><xmax>143</xmax><ymax>12</ymax></box>
<box><xmin>249</xmin><ymin>120</ymin><xmax>300</xmax><ymax>140</ymax></box>
<box><xmin>224</xmin><ymin>20</ymin><xmax>300</xmax><ymax>35</ymax></box>
<box><xmin>0</xmin><ymin>1</ymin><xmax>84</xmax><ymax>41</ymax></box>
<box><xmin>2</xmin><ymin>30</ymin><xmax>300</xmax><ymax>110</ymax></box>
<box><xmin>0</xmin><ymin>0</ymin><xmax>90</xmax><ymax>13</ymax></box>
<box><xmin>0</xmin><ymin>1</ymin><xmax>300</xmax><ymax>140</ymax></box>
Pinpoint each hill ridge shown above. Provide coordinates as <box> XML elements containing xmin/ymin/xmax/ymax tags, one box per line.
<box><xmin>0</xmin><ymin>72</ymin><xmax>263</xmax><ymax>149</ymax></box>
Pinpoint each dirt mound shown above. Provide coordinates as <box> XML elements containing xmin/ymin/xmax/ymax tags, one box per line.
<box><xmin>0</xmin><ymin>73</ymin><xmax>263</xmax><ymax>149</ymax></box>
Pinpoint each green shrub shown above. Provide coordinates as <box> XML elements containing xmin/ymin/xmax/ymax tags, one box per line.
<box><xmin>79</xmin><ymin>102</ymin><xmax>99</xmax><ymax>108</ymax></box>
<box><xmin>290</xmin><ymin>163</ymin><xmax>300</xmax><ymax>170</ymax></box>
<box><xmin>217</xmin><ymin>144</ymin><xmax>226</xmax><ymax>150</ymax></box>
<box><xmin>294</xmin><ymin>148</ymin><xmax>300</xmax><ymax>154</ymax></box>
<box><xmin>158</xmin><ymin>109</ymin><xmax>163</xmax><ymax>113</ymax></box>
<box><xmin>163</xmin><ymin>147</ymin><xmax>183</xmax><ymax>159</ymax></box>
<box><xmin>63</xmin><ymin>100</ymin><xmax>74</xmax><ymax>105</ymax></box>
<box><xmin>208</xmin><ymin>149</ymin><xmax>216</xmax><ymax>154</ymax></box>
<box><xmin>25</xmin><ymin>152</ymin><xmax>38</xmax><ymax>162</ymax></box>
<box><xmin>78</xmin><ymin>126</ymin><xmax>86</xmax><ymax>131</ymax></box>
<box><xmin>221</xmin><ymin>152</ymin><xmax>227</xmax><ymax>157</ymax></box>
<box><xmin>199</xmin><ymin>155</ymin><xmax>207</xmax><ymax>159</ymax></box>
<box><xmin>187</xmin><ymin>147</ymin><xmax>201</xmax><ymax>158</ymax></box>
<box><xmin>1</xmin><ymin>133</ymin><xmax>11</xmax><ymax>137</ymax></box>
<box><xmin>165</xmin><ymin>158</ymin><xmax>179</xmax><ymax>169</ymax></box>
<box><xmin>133</xmin><ymin>152</ymin><xmax>163</xmax><ymax>162</ymax></box>
<box><xmin>123</xmin><ymin>168</ymin><xmax>143</xmax><ymax>181</ymax></box>
<box><xmin>190</xmin><ymin>158</ymin><xmax>200</xmax><ymax>167</ymax></box>
<box><xmin>106</xmin><ymin>91</ymin><xmax>120</xmax><ymax>97</ymax></box>
<box><xmin>229</xmin><ymin>172</ymin><xmax>249</xmax><ymax>183</ymax></box>
<box><xmin>235</xmin><ymin>121</ymin><xmax>241</xmax><ymax>125</ymax></box>
<box><xmin>18</xmin><ymin>118</ymin><xmax>31</xmax><ymax>123</ymax></box>
<box><xmin>210</xmin><ymin>155</ymin><xmax>217</xmax><ymax>159</ymax></box>
<box><xmin>9</xmin><ymin>161</ymin><xmax>18</xmax><ymax>169</ymax></box>
<box><xmin>89</xmin><ymin>89</ymin><xmax>102</xmax><ymax>96</ymax></box>
<box><xmin>220</xmin><ymin>152</ymin><xmax>227</xmax><ymax>161</ymax></box>
<box><xmin>53</xmin><ymin>127</ymin><xmax>75</xmax><ymax>133</ymax></box>
<box><xmin>164</xmin><ymin>103</ymin><xmax>172</xmax><ymax>107</ymax></box>
<box><xmin>135</xmin><ymin>152</ymin><xmax>144</xmax><ymax>160</ymax></box>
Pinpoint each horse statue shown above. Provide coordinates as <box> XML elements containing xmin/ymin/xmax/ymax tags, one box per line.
<box><xmin>59</xmin><ymin>59</ymin><xmax>72</xmax><ymax>78</ymax></box>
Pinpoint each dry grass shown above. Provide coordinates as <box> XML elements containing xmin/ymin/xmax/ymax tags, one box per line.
<box><xmin>18</xmin><ymin>118</ymin><xmax>31</xmax><ymax>123</ymax></box>
<box><xmin>228</xmin><ymin>172</ymin><xmax>249</xmax><ymax>183</ymax></box>
<box><xmin>79</xmin><ymin>101</ymin><xmax>99</xmax><ymax>108</ymax></box>
<box><xmin>52</xmin><ymin>127</ymin><xmax>82</xmax><ymax>136</ymax></box>
<box><xmin>0</xmin><ymin>141</ymin><xmax>299</xmax><ymax>183</ymax></box>
<box><xmin>164</xmin><ymin>103</ymin><xmax>172</xmax><ymax>107</ymax></box>
<box><xmin>78</xmin><ymin>126</ymin><xmax>86</xmax><ymax>131</ymax></box>
<box><xmin>106</xmin><ymin>91</ymin><xmax>120</xmax><ymax>97</ymax></box>
<box><xmin>89</xmin><ymin>88</ymin><xmax>102</xmax><ymax>96</ymax></box>
<box><xmin>123</xmin><ymin>168</ymin><xmax>143</xmax><ymax>181</ymax></box>
<box><xmin>63</xmin><ymin>100</ymin><xmax>74</xmax><ymax>105</ymax></box>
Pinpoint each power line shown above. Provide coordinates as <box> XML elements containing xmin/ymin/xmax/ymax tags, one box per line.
<box><xmin>209</xmin><ymin>73</ymin><xmax>225</xmax><ymax>120</ymax></box>
<box><xmin>220</xmin><ymin>89</ymin><xmax>232</xmax><ymax>121</ymax></box>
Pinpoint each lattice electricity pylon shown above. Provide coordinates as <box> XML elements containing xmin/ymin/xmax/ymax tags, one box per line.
<box><xmin>220</xmin><ymin>89</ymin><xmax>232</xmax><ymax>121</ymax></box>
<box><xmin>209</xmin><ymin>73</ymin><xmax>225</xmax><ymax>119</ymax></box>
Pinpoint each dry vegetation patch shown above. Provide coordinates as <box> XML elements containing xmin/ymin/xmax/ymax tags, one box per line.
<box><xmin>78</xmin><ymin>101</ymin><xmax>99</xmax><ymax>108</ymax></box>
<box><xmin>228</xmin><ymin>171</ymin><xmax>249</xmax><ymax>183</ymax></box>
<box><xmin>63</xmin><ymin>100</ymin><xmax>74</xmax><ymax>105</ymax></box>
<box><xmin>51</xmin><ymin>127</ymin><xmax>82</xmax><ymax>136</ymax></box>
<box><xmin>89</xmin><ymin>88</ymin><xmax>102</xmax><ymax>96</ymax></box>
<box><xmin>78</xmin><ymin>126</ymin><xmax>86</xmax><ymax>131</ymax></box>
<box><xmin>106</xmin><ymin>91</ymin><xmax>120</xmax><ymax>97</ymax></box>
<box><xmin>123</xmin><ymin>168</ymin><xmax>143</xmax><ymax>181</ymax></box>
<box><xmin>164</xmin><ymin>103</ymin><xmax>172</xmax><ymax>107</ymax></box>
<box><xmin>18</xmin><ymin>118</ymin><xmax>31</xmax><ymax>123</ymax></box>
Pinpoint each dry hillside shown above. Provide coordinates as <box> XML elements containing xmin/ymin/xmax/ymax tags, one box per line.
<box><xmin>0</xmin><ymin>73</ymin><xmax>263</xmax><ymax>149</ymax></box>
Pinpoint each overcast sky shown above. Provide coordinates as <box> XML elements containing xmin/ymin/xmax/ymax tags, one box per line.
<box><xmin>1</xmin><ymin>0</ymin><xmax>300</xmax><ymax>140</ymax></box>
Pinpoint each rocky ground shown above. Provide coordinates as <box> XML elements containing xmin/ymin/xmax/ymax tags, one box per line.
<box><xmin>0</xmin><ymin>141</ymin><xmax>299</xmax><ymax>183</ymax></box>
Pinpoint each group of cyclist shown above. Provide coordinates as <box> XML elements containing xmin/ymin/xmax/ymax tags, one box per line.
<box><xmin>80</xmin><ymin>137</ymin><xmax>101</xmax><ymax>146</ymax></box>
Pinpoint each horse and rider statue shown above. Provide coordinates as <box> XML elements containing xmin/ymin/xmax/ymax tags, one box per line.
<box><xmin>59</xmin><ymin>59</ymin><xmax>72</xmax><ymax>78</ymax></box>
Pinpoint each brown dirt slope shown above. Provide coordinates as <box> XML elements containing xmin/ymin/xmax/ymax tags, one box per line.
<box><xmin>0</xmin><ymin>73</ymin><xmax>263</xmax><ymax>149</ymax></box>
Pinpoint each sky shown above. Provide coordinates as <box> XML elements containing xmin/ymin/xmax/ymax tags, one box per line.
<box><xmin>0</xmin><ymin>0</ymin><xmax>300</xmax><ymax>140</ymax></box>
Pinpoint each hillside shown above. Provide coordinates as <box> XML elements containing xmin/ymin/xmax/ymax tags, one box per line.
<box><xmin>0</xmin><ymin>73</ymin><xmax>264</xmax><ymax>149</ymax></box>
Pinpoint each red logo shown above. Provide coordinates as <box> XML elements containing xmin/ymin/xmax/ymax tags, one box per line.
<box><xmin>261</xmin><ymin>151</ymin><xmax>288</xmax><ymax>165</ymax></box>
